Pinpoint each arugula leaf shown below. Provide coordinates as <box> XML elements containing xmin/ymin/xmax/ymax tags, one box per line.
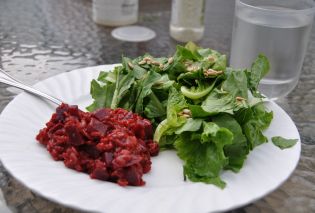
<box><xmin>201</xmin><ymin>89</ymin><xmax>235</xmax><ymax>115</ymax></box>
<box><xmin>144</xmin><ymin>92</ymin><xmax>166</xmax><ymax>120</ymax></box>
<box><xmin>175</xmin><ymin>45</ymin><xmax>201</xmax><ymax>61</ymax></box>
<box><xmin>200</xmin><ymin>67</ymin><xmax>251</xmax><ymax>115</ymax></box>
<box><xmin>212</xmin><ymin>54</ymin><xmax>227</xmax><ymax>71</ymax></box>
<box><xmin>86</xmin><ymin>79</ymin><xmax>115</xmax><ymax>111</ymax></box>
<box><xmin>185</xmin><ymin>42</ymin><xmax>201</xmax><ymax>57</ymax></box>
<box><xmin>97</xmin><ymin>71</ymin><xmax>116</xmax><ymax>83</ymax></box>
<box><xmin>110</xmin><ymin>67</ymin><xmax>135</xmax><ymax>109</ymax></box>
<box><xmin>175</xmin><ymin>118</ymin><xmax>203</xmax><ymax>134</ymax></box>
<box><xmin>183</xmin><ymin>42</ymin><xmax>203</xmax><ymax>60</ymax></box>
<box><xmin>87</xmin><ymin>66</ymin><xmax>136</xmax><ymax>110</ymax></box>
<box><xmin>252</xmin><ymin>103</ymin><xmax>273</xmax><ymax>130</ymax></box>
<box><xmin>272</xmin><ymin>136</ymin><xmax>298</xmax><ymax>149</ymax></box>
<box><xmin>122</xmin><ymin>56</ymin><xmax>132</xmax><ymax>72</ymax></box>
<box><xmin>222</xmin><ymin>68</ymin><xmax>248</xmax><ymax>99</ymax></box>
<box><xmin>197</xmin><ymin>48</ymin><xmax>225</xmax><ymax>70</ymax></box>
<box><xmin>133</xmin><ymin>64</ymin><xmax>147</xmax><ymax>79</ymax></box>
<box><xmin>167</xmin><ymin>44</ymin><xmax>203</xmax><ymax>80</ymax></box>
<box><xmin>152</xmin><ymin>74</ymin><xmax>174</xmax><ymax>90</ymax></box>
<box><xmin>134</xmin><ymin>71</ymin><xmax>161</xmax><ymax>114</ymax></box>
<box><xmin>248</xmin><ymin>54</ymin><xmax>270</xmax><ymax>94</ymax></box>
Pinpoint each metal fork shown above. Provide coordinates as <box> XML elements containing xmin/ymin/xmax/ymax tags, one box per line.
<box><xmin>0</xmin><ymin>68</ymin><xmax>63</xmax><ymax>105</ymax></box>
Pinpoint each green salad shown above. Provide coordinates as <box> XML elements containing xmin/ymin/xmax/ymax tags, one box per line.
<box><xmin>87</xmin><ymin>42</ymin><xmax>294</xmax><ymax>188</ymax></box>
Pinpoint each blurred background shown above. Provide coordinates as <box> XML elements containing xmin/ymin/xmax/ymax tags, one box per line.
<box><xmin>0</xmin><ymin>0</ymin><xmax>233</xmax><ymax>84</ymax></box>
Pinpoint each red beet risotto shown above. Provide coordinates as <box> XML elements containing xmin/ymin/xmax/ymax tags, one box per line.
<box><xmin>36</xmin><ymin>104</ymin><xmax>159</xmax><ymax>186</ymax></box>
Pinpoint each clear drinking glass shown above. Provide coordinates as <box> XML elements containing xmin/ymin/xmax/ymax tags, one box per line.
<box><xmin>230</xmin><ymin>0</ymin><xmax>315</xmax><ymax>100</ymax></box>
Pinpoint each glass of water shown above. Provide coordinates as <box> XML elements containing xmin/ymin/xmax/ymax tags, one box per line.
<box><xmin>230</xmin><ymin>0</ymin><xmax>315</xmax><ymax>100</ymax></box>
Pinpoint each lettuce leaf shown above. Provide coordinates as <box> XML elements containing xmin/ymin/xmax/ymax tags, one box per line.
<box><xmin>272</xmin><ymin>136</ymin><xmax>298</xmax><ymax>149</ymax></box>
<box><xmin>153</xmin><ymin>86</ymin><xmax>188</xmax><ymax>145</ymax></box>
<box><xmin>180</xmin><ymin>80</ymin><xmax>216</xmax><ymax>100</ymax></box>
<box><xmin>174</xmin><ymin>122</ymin><xmax>233</xmax><ymax>188</ymax></box>
<box><xmin>236</xmin><ymin>103</ymin><xmax>273</xmax><ymax>149</ymax></box>
<box><xmin>212</xmin><ymin>114</ymin><xmax>249</xmax><ymax>172</ymax></box>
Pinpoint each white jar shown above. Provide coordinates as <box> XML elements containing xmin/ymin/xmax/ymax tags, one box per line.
<box><xmin>170</xmin><ymin>0</ymin><xmax>205</xmax><ymax>42</ymax></box>
<box><xmin>92</xmin><ymin>0</ymin><xmax>138</xmax><ymax>26</ymax></box>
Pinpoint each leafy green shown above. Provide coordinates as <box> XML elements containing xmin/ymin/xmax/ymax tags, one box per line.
<box><xmin>222</xmin><ymin>68</ymin><xmax>248</xmax><ymax>99</ymax></box>
<box><xmin>189</xmin><ymin>104</ymin><xmax>213</xmax><ymax>118</ymax></box>
<box><xmin>248</xmin><ymin>54</ymin><xmax>270</xmax><ymax>96</ymax></box>
<box><xmin>86</xmin><ymin>79</ymin><xmax>115</xmax><ymax>112</ymax></box>
<box><xmin>134</xmin><ymin>71</ymin><xmax>161</xmax><ymax>114</ymax></box>
<box><xmin>111</xmin><ymin>68</ymin><xmax>135</xmax><ymax>109</ymax></box>
<box><xmin>201</xmin><ymin>89</ymin><xmax>235</xmax><ymax>115</ymax></box>
<box><xmin>175</xmin><ymin>118</ymin><xmax>203</xmax><ymax>134</ymax></box>
<box><xmin>180</xmin><ymin>80</ymin><xmax>216</xmax><ymax>100</ymax></box>
<box><xmin>152</xmin><ymin>74</ymin><xmax>174</xmax><ymax>90</ymax></box>
<box><xmin>88</xmin><ymin>42</ymin><xmax>294</xmax><ymax>189</ymax></box>
<box><xmin>133</xmin><ymin>64</ymin><xmax>147</xmax><ymax>79</ymax></box>
<box><xmin>234</xmin><ymin>103</ymin><xmax>273</xmax><ymax>149</ymax></box>
<box><xmin>153</xmin><ymin>86</ymin><xmax>188</xmax><ymax>144</ymax></box>
<box><xmin>175</xmin><ymin>122</ymin><xmax>233</xmax><ymax>188</ymax></box>
<box><xmin>212</xmin><ymin>114</ymin><xmax>249</xmax><ymax>172</ymax></box>
<box><xmin>144</xmin><ymin>92</ymin><xmax>166</xmax><ymax>119</ymax></box>
<box><xmin>86</xmin><ymin>66</ymin><xmax>135</xmax><ymax>111</ymax></box>
<box><xmin>272</xmin><ymin>136</ymin><xmax>298</xmax><ymax>149</ymax></box>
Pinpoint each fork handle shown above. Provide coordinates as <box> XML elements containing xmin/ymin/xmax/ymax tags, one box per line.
<box><xmin>0</xmin><ymin>70</ymin><xmax>62</xmax><ymax>105</ymax></box>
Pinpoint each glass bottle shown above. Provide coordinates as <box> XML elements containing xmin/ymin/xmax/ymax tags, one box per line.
<box><xmin>170</xmin><ymin>0</ymin><xmax>205</xmax><ymax>42</ymax></box>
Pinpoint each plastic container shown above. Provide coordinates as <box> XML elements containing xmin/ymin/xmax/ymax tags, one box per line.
<box><xmin>92</xmin><ymin>0</ymin><xmax>138</xmax><ymax>26</ymax></box>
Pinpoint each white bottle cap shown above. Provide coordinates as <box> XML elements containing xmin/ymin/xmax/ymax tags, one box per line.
<box><xmin>111</xmin><ymin>26</ymin><xmax>156</xmax><ymax>42</ymax></box>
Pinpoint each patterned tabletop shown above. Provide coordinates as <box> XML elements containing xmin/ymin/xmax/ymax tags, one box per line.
<box><xmin>0</xmin><ymin>0</ymin><xmax>314</xmax><ymax>212</ymax></box>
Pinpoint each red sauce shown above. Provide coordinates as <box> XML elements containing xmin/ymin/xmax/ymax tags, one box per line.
<box><xmin>36</xmin><ymin>103</ymin><xmax>159</xmax><ymax>186</ymax></box>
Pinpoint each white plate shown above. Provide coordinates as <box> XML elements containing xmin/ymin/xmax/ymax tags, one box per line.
<box><xmin>0</xmin><ymin>65</ymin><xmax>301</xmax><ymax>213</ymax></box>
